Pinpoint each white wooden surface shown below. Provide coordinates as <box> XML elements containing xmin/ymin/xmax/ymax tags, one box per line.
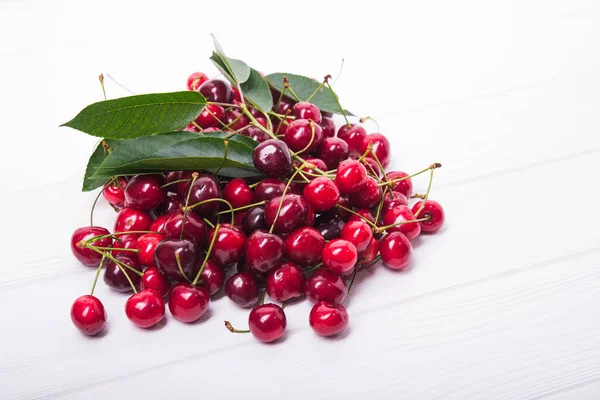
<box><xmin>1</xmin><ymin>0</ymin><xmax>600</xmax><ymax>398</ymax></box>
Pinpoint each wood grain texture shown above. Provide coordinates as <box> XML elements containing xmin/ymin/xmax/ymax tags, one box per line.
<box><xmin>1</xmin><ymin>0</ymin><xmax>599</xmax><ymax>399</ymax></box>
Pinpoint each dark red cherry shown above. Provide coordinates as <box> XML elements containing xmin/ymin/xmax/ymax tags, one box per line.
<box><xmin>381</xmin><ymin>191</ymin><xmax>408</xmax><ymax>216</ymax></box>
<box><xmin>382</xmin><ymin>205</ymin><xmax>421</xmax><ymax>240</ymax></box>
<box><xmin>360</xmin><ymin>237</ymin><xmax>380</xmax><ymax>264</ymax></box>
<box><xmin>137</xmin><ymin>233</ymin><xmax>164</xmax><ymax>266</ymax></box>
<box><xmin>322</xmin><ymin>239</ymin><xmax>358</xmax><ymax>275</ymax></box>
<box><xmin>264</xmin><ymin>194</ymin><xmax>308</xmax><ymax>233</ymax></box>
<box><xmin>176</xmin><ymin>171</ymin><xmax>199</xmax><ymax>195</ymax></box>
<box><xmin>149</xmin><ymin>214</ymin><xmax>169</xmax><ymax>233</ymax></box>
<box><xmin>195</xmin><ymin>104</ymin><xmax>224</xmax><ymax>128</ymax></box>
<box><xmin>111</xmin><ymin>235</ymin><xmax>139</xmax><ymax>260</ymax></box>
<box><xmin>306</xmin><ymin>269</ymin><xmax>348</xmax><ymax>303</ymax></box>
<box><xmin>271</xmin><ymin>116</ymin><xmax>293</xmax><ymax>136</ymax></box>
<box><xmin>223</xmin><ymin>178</ymin><xmax>253</xmax><ymax>209</ymax></box>
<box><xmin>309</xmin><ymin>301</ymin><xmax>349</xmax><ymax>337</ymax></box>
<box><xmin>157</xmin><ymin>191</ymin><xmax>183</xmax><ymax>215</ymax></box>
<box><xmin>198</xmin><ymin>260</ymin><xmax>225</xmax><ymax>295</ymax></box>
<box><xmin>386</xmin><ymin>171</ymin><xmax>413</xmax><ymax>198</ymax></box>
<box><xmin>223</xmin><ymin>108</ymin><xmax>251</xmax><ymax>131</ymax></box>
<box><xmin>124</xmin><ymin>175</ymin><xmax>165</xmax><ymax>211</ymax></box>
<box><xmin>284</xmin><ymin>119</ymin><xmax>323</xmax><ymax>154</ymax></box>
<box><xmin>185</xmin><ymin>173</ymin><xmax>222</xmax><ymax>218</ymax></box>
<box><xmin>412</xmin><ymin>200</ymin><xmax>445</xmax><ymax>233</ymax></box>
<box><xmin>304</xmin><ymin>202</ymin><xmax>316</xmax><ymax>227</ymax></box>
<box><xmin>318</xmin><ymin>137</ymin><xmax>349</xmax><ymax>170</ymax></box>
<box><xmin>273</xmin><ymin>94</ymin><xmax>295</xmax><ymax>115</ymax></box>
<box><xmin>253</xmin><ymin>139</ymin><xmax>292</xmax><ymax>178</ymax></box>
<box><xmin>337</xmin><ymin>124</ymin><xmax>366</xmax><ymax>157</ymax></box>
<box><xmin>139</xmin><ymin>266</ymin><xmax>170</xmax><ymax>297</ymax></box>
<box><xmin>380</xmin><ymin>231</ymin><xmax>412</xmax><ymax>270</ymax></box>
<box><xmin>168</xmin><ymin>283</ymin><xmax>210</xmax><ymax>323</ymax></box>
<box><xmin>341</xmin><ymin>220</ymin><xmax>373</xmax><ymax>252</ymax></box>
<box><xmin>245</xmin><ymin>230</ymin><xmax>284</xmax><ymax>273</ymax></box>
<box><xmin>361</xmin><ymin>133</ymin><xmax>391</xmax><ymax>168</ymax></box>
<box><xmin>232</xmin><ymin>86</ymin><xmax>241</xmax><ymax>102</ymax></box>
<box><xmin>284</xmin><ymin>227</ymin><xmax>325</xmax><ymax>267</ymax></box>
<box><xmin>242</xmin><ymin>206</ymin><xmax>266</xmax><ymax>235</ymax></box>
<box><xmin>336</xmin><ymin>197</ymin><xmax>352</xmax><ymax>219</ymax></box>
<box><xmin>292</xmin><ymin>101</ymin><xmax>322</xmax><ymax>124</ymax></box>
<box><xmin>225</xmin><ymin>272</ymin><xmax>259</xmax><ymax>308</ymax></box>
<box><xmin>125</xmin><ymin>289</ymin><xmax>165</xmax><ymax>328</ymax></box>
<box><xmin>361</xmin><ymin>157</ymin><xmax>382</xmax><ymax>178</ymax></box>
<box><xmin>208</xmin><ymin>224</ymin><xmax>246</xmax><ymax>266</ymax></box>
<box><xmin>114</xmin><ymin>207</ymin><xmax>152</xmax><ymax>236</ymax></box>
<box><xmin>71</xmin><ymin>295</ymin><xmax>107</xmax><ymax>336</ymax></box>
<box><xmin>198</xmin><ymin>79</ymin><xmax>233</xmax><ymax>103</ymax></box>
<box><xmin>70</xmin><ymin>226</ymin><xmax>112</xmax><ymax>267</ymax></box>
<box><xmin>303</xmin><ymin>177</ymin><xmax>340</xmax><ymax>212</ymax></box>
<box><xmin>163</xmin><ymin>210</ymin><xmax>208</xmax><ymax>247</ymax></box>
<box><xmin>248</xmin><ymin>304</ymin><xmax>287</xmax><ymax>343</ymax></box>
<box><xmin>348</xmin><ymin>176</ymin><xmax>382</xmax><ymax>209</ymax></box>
<box><xmin>234</xmin><ymin>211</ymin><xmax>246</xmax><ymax>226</ymax></box>
<box><xmin>187</xmin><ymin>72</ymin><xmax>208</xmax><ymax>91</ymax></box>
<box><xmin>266</xmin><ymin>261</ymin><xmax>306</xmax><ymax>302</ymax></box>
<box><xmin>314</xmin><ymin>211</ymin><xmax>345</xmax><ymax>240</ymax></box>
<box><xmin>154</xmin><ymin>238</ymin><xmax>201</xmax><ymax>281</ymax></box>
<box><xmin>320</xmin><ymin>118</ymin><xmax>336</xmax><ymax>138</ymax></box>
<box><xmin>254</xmin><ymin>178</ymin><xmax>285</xmax><ymax>202</ymax></box>
<box><xmin>237</xmin><ymin>256</ymin><xmax>267</xmax><ymax>287</ymax></box>
<box><xmin>335</xmin><ymin>159</ymin><xmax>368</xmax><ymax>195</ymax></box>
<box><xmin>246</xmin><ymin>126</ymin><xmax>271</xmax><ymax>142</ymax></box>
<box><xmin>103</xmin><ymin>255</ymin><xmax>142</xmax><ymax>292</ymax></box>
<box><xmin>103</xmin><ymin>177</ymin><xmax>128</xmax><ymax>207</ymax></box>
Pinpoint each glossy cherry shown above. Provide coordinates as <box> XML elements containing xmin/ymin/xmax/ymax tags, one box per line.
<box><xmin>314</xmin><ymin>211</ymin><xmax>345</xmax><ymax>240</ymax></box>
<box><xmin>360</xmin><ymin>237</ymin><xmax>380</xmax><ymax>264</ymax></box>
<box><xmin>362</xmin><ymin>157</ymin><xmax>382</xmax><ymax>178</ymax></box>
<box><xmin>163</xmin><ymin>210</ymin><xmax>208</xmax><ymax>247</ymax></box>
<box><xmin>70</xmin><ymin>226</ymin><xmax>112</xmax><ymax>267</ymax></box>
<box><xmin>242</xmin><ymin>206</ymin><xmax>266</xmax><ymax>235</ymax></box>
<box><xmin>198</xmin><ymin>260</ymin><xmax>225</xmax><ymax>295</ymax></box>
<box><xmin>309</xmin><ymin>301</ymin><xmax>349</xmax><ymax>337</ymax></box>
<box><xmin>111</xmin><ymin>235</ymin><xmax>139</xmax><ymax>259</ymax></box>
<box><xmin>299</xmin><ymin>158</ymin><xmax>327</xmax><ymax>180</ymax></box>
<box><xmin>381</xmin><ymin>191</ymin><xmax>409</xmax><ymax>216</ymax></box>
<box><xmin>341</xmin><ymin>220</ymin><xmax>373</xmax><ymax>252</ymax></box>
<box><xmin>114</xmin><ymin>207</ymin><xmax>152</xmax><ymax>236</ymax></box>
<box><xmin>185</xmin><ymin>174</ymin><xmax>222</xmax><ymax>218</ymax></box>
<box><xmin>223</xmin><ymin>178</ymin><xmax>253</xmax><ymax>209</ymax></box>
<box><xmin>252</xmin><ymin>139</ymin><xmax>292</xmax><ymax>178</ymax></box>
<box><xmin>124</xmin><ymin>175</ymin><xmax>165</xmax><ymax>211</ymax></box>
<box><xmin>248</xmin><ymin>304</ymin><xmax>287</xmax><ymax>343</ymax></box>
<box><xmin>237</xmin><ymin>256</ymin><xmax>267</xmax><ymax>287</ymax></box>
<box><xmin>225</xmin><ymin>272</ymin><xmax>259</xmax><ymax>308</ymax></box>
<box><xmin>412</xmin><ymin>200</ymin><xmax>445</xmax><ymax>233</ymax></box>
<box><xmin>71</xmin><ymin>295</ymin><xmax>107</xmax><ymax>336</ymax></box>
<box><xmin>139</xmin><ymin>266</ymin><xmax>170</xmax><ymax>297</ymax></box>
<box><xmin>284</xmin><ymin>226</ymin><xmax>325</xmax><ymax>267</ymax></box>
<box><xmin>264</xmin><ymin>194</ymin><xmax>308</xmax><ymax>233</ymax></box>
<box><xmin>322</xmin><ymin>239</ymin><xmax>358</xmax><ymax>275</ymax></box>
<box><xmin>292</xmin><ymin>101</ymin><xmax>322</xmax><ymax>124</ymax></box>
<box><xmin>380</xmin><ymin>232</ymin><xmax>412</xmax><ymax>270</ymax></box>
<box><xmin>102</xmin><ymin>177</ymin><xmax>128</xmax><ymax>207</ymax></box>
<box><xmin>232</xmin><ymin>86</ymin><xmax>242</xmax><ymax>102</ymax></box>
<box><xmin>103</xmin><ymin>255</ymin><xmax>143</xmax><ymax>292</ymax></box>
<box><xmin>154</xmin><ymin>238</ymin><xmax>201</xmax><ymax>281</ymax></box>
<box><xmin>157</xmin><ymin>191</ymin><xmax>183</xmax><ymax>215</ymax></box>
<box><xmin>168</xmin><ymin>283</ymin><xmax>210</xmax><ymax>323</ymax></box>
<box><xmin>125</xmin><ymin>289</ymin><xmax>165</xmax><ymax>328</ymax></box>
<box><xmin>176</xmin><ymin>171</ymin><xmax>199</xmax><ymax>195</ymax></box>
<box><xmin>187</xmin><ymin>72</ymin><xmax>208</xmax><ymax>91</ymax></box>
<box><xmin>348</xmin><ymin>208</ymin><xmax>376</xmax><ymax>225</ymax></box>
<box><xmin>253</xmin><ymin>178</ymin><xmax>285</xmax><ymax>202</ymax></box>
<box><xmin>382</xmin><ymin>205</ymin><xmax>421</xmax><ymax>240</ymax></box>
<box><xmin>320</xmin><ymin>118</ymin><xmax>336</xmax><ymax>138</ymax></box>
<box><xmin>245</xmin><ymin>230</ymin><xmax>284</xmax><ymax>273</ymax></box>
<box><xmin>284</xmin><ymin>119</ymin><xmax>323</xmax><ymax>154</ymax></box>
<box><xmin>336</xmin><ymin>159</ymin><xmax>368</xmax><ymax>194</ymax></box>
<box><xmin>306</xmin><ymin>269</ymin><xmax>348</xmax><ymax>303</ymax></box>
<box><xmin>348</xmin><ymin>176</ymin><xmax>382</xmax><ymax>209</ymax></box>
<box><xmin>273</xmin><ymin>94</ymin><xmax>295</xmax><ymax>115</ymax></box>
<box><xmin>198</xmin><ymin>79</ymin><xmax>233</xmax><ymax>103</ymax></box>
<box><xmin>318</xmin><ymin>137</ymin><xmax>349</xmax><ymax>170</ymax></box>
<box><xmin>361</xmin><ymin>133</ymin><xmax>391</xmax><ymax>168</ymax></box>
<box><xmin>195</xmin><ymin>104</ymin><xmax>224</xmax><ymax>128</ymax></box>
<box><xmin>266</xmin><ymin>261</ymin><xmax>306</xmax><ymax>302</ymax></box>
<box><xmin>208</xmin><ymin>224</ymin><xmax>246</xmax><ymax>266</ymax></box>
<box><xmin>246</xmin><ymin>126</ymin><xmax>271</xmax><ymax>143</ymax></box>
<box><xmin>149</xmin><ymin>214</ymin><xmax>169</xmax><ymax>233</ymax></box>
<box><xmin>337</xmin><ymin>124</ymin><xmax>366</xmax><ymax>157</ymax></box>
<box><xmin>303</xmin><ymin>177</ymin><xmax>340</xmax><ymax>212</ymax></box>
<box><xmin>137</xmin><ymin>233</ymin><xmax>164</xmax><ymax>266</ymax></box>
<box><xmin>386</xmin><ymin>171</ymin><xmax>413</xmax><ymax>198</ymax></box>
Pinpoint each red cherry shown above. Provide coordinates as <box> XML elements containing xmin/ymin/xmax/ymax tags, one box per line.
<box><xmin>252</xmin><ymin>139</ymin><xmax>292</xmax><ymax>178</ymax></box>
<box><xmin>208</xmin><ymin>224</ymin><xmax>246</xmax><ymax>266</ymax></box>
<box><xmin>125</xmin><ymin>289</ymin><xmax>165</xmax><ymax>328</ymax></box>
<box><xmin>154</xmin><ymin>238</ymin><xmax>201</xmax><ymax>281</ymax></box>
<box><xmin>284</xmin><ymin>226</ymin><xmax>325</xmax><ymax>267</ymax></box>
<box><xmin>264</xmin><ymin>194</ymin><xmax>308</xmax><ymax>234</ymax></box>
<box><xmin>198</xmin><ymin>79</ymin><xmax>233</xmax><ymax>103</ymax></box>
<box><xmin>253</xmin><ymin>178</ymin><xmax>286</xmax><ymax>202</ymax></box>
<box><xmin>223</xmin><ymin>178</ymin><xmax>253</xmax><ymax>209</ymax></box>
<box><xmin>266</xmin><ymin>261</ymin><xmax>306</xmax><ymax>302</ymax></box>
<box><xmin>412</xmin><ymin>200</ymin><xmax>445</xmax><ymax>233</ymax></box>
<box><xmin>303</xmin><ymin>177</ymin><xmax>340</xmax><ymax>212</ymax></box>
<box><xmin>232</xmin><ymin>86</ymin><xmax>241</xmax><ymax>102</ymax></box>
<box><xmin>306</xmin><ymin>269</ymin><xmax>348</xmax><ymax>303</ymax></box>
<box><xmin>70</xmin><ymin>226</ymin><xmax>112</xmax><ymax>267</ymax></box>
<box><xmin>111</xmin><ymin>235</ymin><xmax>139</xmax><ymax>259</ymax></box>
<box><xmin>237</xmin><ymin>256</ymin><xmax>267</xmax><ymax>287</ymax></box>
<box><xmin>337</xmin><ymin>124</ymin><xmax>366</xmax><ymax>157</ymax></box>
<box><xmin>168</xmin><ymin>283</ymin><xmax>210</xmax><ymax>323</ymax></box>
<box><xmin>386</xmin><ymin>171</ymin><xmax>413</xmax><ymax>198</ymax></box>
<box><xmin>223</xmin><ymin>108</ymin><xmax>251</xmax><ymax>131</ymax></box>
<box><xmin>225</xmin><ymin>272</ymin><xmax>259</xmax><ymax>308</ymax></box>
<box><xmin>198</xmin><ymin>260</ymin><xmax>225</xmax><ymax>295</ymax></box>
<box><xmin>348</xmin><ymin>208</ymin><xmax>376</xmax><ymax>225</ymax></box>
<box><xmin>187</xmin><ymin>72</ymin><xmax>208</xmax><ymax>91</ymax></box>
<box><xmin>102</xmin><ymin>177</ymin><xmax>128</xmax><ymax>207</ymax></box>
<box><xmin>248</xmin><ymin>304</ymin><xmax>287</xmax><ymax>343</ymax></box>
<box><xmin>103</xmin><ymin>255</ymin><xmax>142</xmax><ymax>292</ymax></box>
<box><xmin>320</xmin><ymin>118</ymin><xmax>336</xmax><ymax>138</ymax></box>
<box><xmin>361</xmin><ymin>133</ymin><xmax>391</xmax><ymax>168</ymax></box>
<box><xmin>195</xmin><ymin>104</ymin><xmax>224</xmax><ymax>129</ymax></box>
<box><xmin>322</xmin><ymin>239</ymin><xmax>358</xmax><ymax>275</ymax></box>
<box><xmin>348</xmin><ymin>176</ymin><xmax>382</xmax><ymax>209</ymax></box>
<box><xmin>304</xmin><ymin>203</ymin><xmax>316</xmax><ymax>227</ymax></box>
<box><xmin>157</xmin><ymin>191</ymin><xmax>183</xmax><ymax>215</ymax></box>
<box><xmin>71</xmin><ymin>295</ymin><xmax>106</xmax><ymax>336</ymax></box>
<box><xmin>137</xmin><ymin>233</ymin><xmax>164</xmax><ymax>266</ymax></box>
<box><xmin>284</xmin><ymin>119</ymin><xmax>323</xmax><ymax>154</ymax></box>
<box><xmin>318</xmin><ymin>137</ymin><xmax>349</xmax><ymax>170</ymax></box>
<box><xmin>139</xmin><ymin>266</ymin><xmax>170</xmax><ymax>297</ymax></box>
<box><xmin>245</xmin><ymin>230</ymin><xmax>284</xmax><ymax>273</ymax></box>
<box><xmin>124</xmin><ymin>175</ymin><xmax>165</xmax><ymax>211</ymax></box>
<box><xmin>299</xmin><ymin>158</ymin><xmax>327</xmax><ymax>180</ymax></box>
<box><xmin>163</xmin><ymin>210</ymin><xmax>207</xmax><ymax>247</ymax></box>
<box><xmin>292</xmin><ymin>101</ymin><xmax>322</xmax><ymax>124</ymax></box>
<box><xmin>341</xmin><ymin>220</ymin><xmax>373</xmax><ymax>252</ymax></box>
<box><xmin>380</xmin><ymin>232</ymin><xmax>412</xmax><ymax>270</ymax></box>
<box><xmin>185</xmin><ymin>174</ymin><xmax>222</xmax><ymax>218</ymax></box>
<box><xmin>360</xmin><ymin>238</ymin><xmax>380</xmax><ymax>264</ymax></box>
<box><xmin>309</xmin><ymin>301</ymin><xmax>349</xmax><ymax>337</ymax></box>
<box><xmin>149</xmin><ymin>214</ymin><xmax>169</xmax><ymax>233</ymax></box>
<box><xmin>246</xmin><ymin>126</ymin><xmax>271</xmax><ymax>142</ymax></box>
<box><xmin>114</xmin><ymin>207</ymin><xmax>152</xmax><ymax>236</ymax></box>
<box><xmin>361</xmin><ymin>157</ymin><xmax>382</xmax><ymax>178</ymax></box>
<box><xmin>382</xmin><ymin>205</ymin><xmax>421</xmax><ymax>240</ymax></box>
<box><xmin>381</xmin><ymin>191</ymin><xmax>408</xmax><ymax>216</ymax></box>
<box><xmin>335</xmin><ymin>159</ymin><xmax>368</xmax><ymax>195</ymax></box>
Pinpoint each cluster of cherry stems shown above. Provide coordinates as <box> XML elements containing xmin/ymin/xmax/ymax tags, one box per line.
<box><xmin>69</xmin><ymin>72</ymin><xmax>445</xmax><ymax>343</ymax></box>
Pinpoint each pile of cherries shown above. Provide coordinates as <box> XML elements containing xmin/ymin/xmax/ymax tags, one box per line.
<box><xmin>69</xmin><ymin>71</ymin><xmax>445</xmax><ymax>343</ymax></box>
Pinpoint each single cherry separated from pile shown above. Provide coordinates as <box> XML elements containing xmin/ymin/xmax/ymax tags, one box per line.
<box><xmin>66</xmin><ymin>39</ymin><xmax>445</xmax><ymax>343</ymax></box>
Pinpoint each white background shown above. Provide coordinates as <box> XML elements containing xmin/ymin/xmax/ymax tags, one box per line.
<box><xmin>1</xmin><ymin>0</ymin><xmax>600</xmax><ymax>399</ymax></box>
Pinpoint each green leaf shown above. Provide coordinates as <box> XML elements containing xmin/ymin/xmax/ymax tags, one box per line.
<box><xmin>265</xmin><ymin>73</ymin><xmax>353</xmax><ymax>116</ymax></box>
<box><xmin>202</xmin><ymin>130</ymin><xmax>260</xmax><ymax>148</ymax></box>
<box><xmin>82</xmin><ymin>139</ymin><xmax>122</xmax><ymax>191</ymax></box>
<box><xmin>241</xmin><ymin>68</ymin><xmax>273</xmax><ymax>112</ymax></box>
<box><xmin>91</xmin><ymin>131</ymin><xmax>260</xmax><ymax>179</ymax></box>
<box><xmin>62</xmin><ymin>91</ymin><xmax>207</xmax><ymax>139</ymax></box>
<box><xmin>209</xmin><ymin>53</ymin><xmax>251</xmax><ymax>84</ymax></box>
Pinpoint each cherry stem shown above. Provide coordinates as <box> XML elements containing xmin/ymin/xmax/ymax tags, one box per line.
<box><xmin>306</xmin><ymin>75</ymin><xmax>329</xmax><ymax>102</ymax></box>
<box><xmin>325</xmin><ymin>80</ymin><xmax>350</xmax><ymax>127</ymax></box>
<box><xmin>378</xmin><ymin>163</ymin><xmax>442</xmax><ymax>187</ymax></box>
<box><xmin>115</xmin><ymin>262</ymin><xmax>139</xmax><ymax>293</ymax></box>
<box><xmin>411</xmin><ymin>193</ymin><xmax>426</xmax><ymax>199</ymax></box>
<box><xmin>89</xmin><ymin>254</ymin><xmax>106</xmax><ymax>296</ymax></box>
<box><xmin>283</xmin><ymin>76</ymin><xmax>302</xmax><ymax>102</ymax></box>
<box><xmin>191</xmin><ymin>121</ymin><xmax>203</xmax><ymax>130</ymax></box>
<box><xmin>414</xmin><ymin>168</ymin><xmax>435</xmax><ymax>216</ymax></box>
<box><xmin>184</xmin><ymin>198</ymin><xmax>235</xmax><ymax>226</ymax></box>
<box><xmin>192</xmin><ymin>224</ymin><xmax>220</xmax><ymax>286</ymax></box>
<box><xmin>346</xmin><ymin>267</ymin><xmax>359</xmax><ymax>296</ymax></box>
<box><xmin>294</xmin><ymin>167</ymin><xmax>311</xmax><ymax>183</ymax></box>
<box><xmin>92</xmin><ymin>246</ymin><xmax>140</xmax><ymax>253</ymax></box>
<box><xmin>213</xmin><ymin>140</ymin><xmax>229</xmax><ymax>176</ymax></box>
<box><xmin>203</xmin><ymin>218</ymin><xmax>215</xmax><ymax>228</ymax></box>
<box><xmin>273</xmin><ymin>110</ymin><xmax>292</xmax><ymax>136</ymax></box>
<box><xmin>90</xmin><ymin>177</ymin><xmax>116</xmax><ymax>226</ymax></box>
<box><xmin>224</xmin><ymin>321</ymin><xmax>250</xmax><ymax>334</ymax></box>
<box><xmin>374</xmin><ymin>185</ymin><xmax>389</xmax><ymax>222</ymax></box>
<box><xmin>175</xmin><ymin>252</ymin><xmax>192</xmax><ymax>284</ymax></box>
<box><xmin>258</xmin><ymin>289</ymin><xmax>266</xmax><ymax>306</ymax></box>
<box><xmin>269</xmin><ymin>165</ymin><xmax>305</xmax><ymax>234</ymax></box>
<box><xmin>376</xmin><ymin>216</ymin><xmax>430</xmax><ymax>233</ymax></box>
<box><xmin>216</xmin><ymin>200</ymin><xmax>266</xmax><ymax>215</ymax></box>
<box><xmin>181</xmin><ymin>172</ymin><xmax>199</xmax><ymax>240</ymax></box>
<box><xmin>336</xmin><ymin>205</ymin><xmax>379</xmax><ymax>229</ymax></box>
<box><xmin>105</xmin><ymin>74</ymin><xmax>137</xmax><ymax>95</ymax></box>
<box><xmin>357</xmin><ymin>143</ymin><xmax>374</xmax><ymax>162</ymax></box>
<box><xmin>290</xmin><ymin>121</ymin><xmax>316</xmax><ymax>156</ymax></box>
<box><xmin>160</xmin><ymin>179</ymin><xmax>190</xmax><ymax>189</ymax></box>
<box><xmin>88</xmin><ymin>246</ymin><xmax>143</xmax><ymax>277</ymax></box>
<box><xmin>99</xmin><ymin>74</ymin><xmax>107</xmax><ymax>100</ymax></box>
<box><xmin>360</xmin><ymin>116</ymin><xmax>380</xmax><ymax>132</ymax></box>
